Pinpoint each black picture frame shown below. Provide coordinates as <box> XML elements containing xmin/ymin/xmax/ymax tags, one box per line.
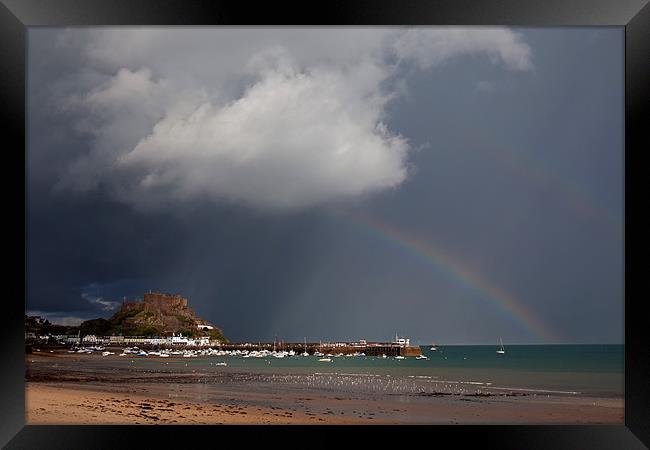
<box><xmin>2</xmin><ymin>0</ymin><xmax>648</xmax><ymax>448</ymax></box>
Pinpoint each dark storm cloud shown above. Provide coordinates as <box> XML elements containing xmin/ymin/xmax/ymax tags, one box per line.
<box><xmin>27</xmin><ymin>28</ymin><xmax>623</xmax><ymax>343</ymax></box>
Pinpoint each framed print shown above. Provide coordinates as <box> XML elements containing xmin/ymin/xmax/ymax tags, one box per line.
<box><xmin>2</xmin><ymin>0</ymin><xmax>649</xmax><ymax>448</ymax></box>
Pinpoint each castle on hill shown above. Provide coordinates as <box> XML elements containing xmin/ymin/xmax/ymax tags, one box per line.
<box><xmin>118</xmin><ymin>291</ymin><xmax>216</xmax><ymax>333</ymax></box>
<box><xmin>122</xmin><ymin>291</ymin><xmax>191</xmax><ymax>314</ymax></box>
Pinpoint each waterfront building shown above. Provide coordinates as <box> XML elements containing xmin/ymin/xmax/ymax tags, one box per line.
<box><xmin>109</xmin><ymin>335</ymin><xmax>125</xmax><ymax>344</ymax></box>
<box><xmin>171</xmin><ymin>333</ymin><xmax>188</xmax><ymax>345</ymax></box>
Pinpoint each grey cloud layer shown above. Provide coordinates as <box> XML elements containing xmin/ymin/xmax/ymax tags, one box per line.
<box><xmin>55</xmin><ymin>28</ymin><xmax>532</xmax><ymax>211</ymax></box>
<box><xmin>28</xmin><ymin>28</ymin><xmax>623</xmax><ymax>344</ymax></box>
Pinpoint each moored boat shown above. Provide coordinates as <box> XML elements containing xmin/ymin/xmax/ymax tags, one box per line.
<box><xmin>496</xmin><ymin>338</ymin><xmax>506</xmax><ymax>355</ymax></box>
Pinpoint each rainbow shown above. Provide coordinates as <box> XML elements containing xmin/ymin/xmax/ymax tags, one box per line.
<box><xmin>339</xmin><ymin>210</ymin><xmax>558</xmax><ymax>343</ymax></box>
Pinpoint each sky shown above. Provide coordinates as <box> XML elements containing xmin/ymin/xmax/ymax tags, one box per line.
<box><xmin>26</xmin><ymin>27</ymin><xmax>624</xmax><ymax>344</ymax></box>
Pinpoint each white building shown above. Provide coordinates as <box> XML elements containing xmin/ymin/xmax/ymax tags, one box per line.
<box><xmin>395</xmin><ymin>337</ymin><xmax>410</xmax><ymax>347</ymax></box>
<box><xmin>109</xmin><ymin>335</ymin><xmax>125</xmax><ymax>344</ymax></box>
<box><xmin>171</xmin><ymin>334</ymin><xmax>188</xmax><ymax>345</ymax></box>
<box><xmin>65</xmin><ymin>335</ymin><xmax>80</xmax><ymax>344</ymax></box>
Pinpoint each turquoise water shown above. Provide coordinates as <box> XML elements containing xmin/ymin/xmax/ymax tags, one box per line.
<box><xmin>73</xmin><ymin>344</ymin><xmax>622</xmax><ymax>397</ymax></box>
<box><xmin>156</xmin><ymin>344</ymin><xmax>622</xmax><ymax>373</ymax></box>
<box><xmin>418</xmin><ymin>344</ymin><xmax>623</xmax><ymax>372</ymax></box>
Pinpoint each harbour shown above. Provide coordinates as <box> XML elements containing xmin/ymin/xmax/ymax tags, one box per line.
<box><xmin>25</xmin><ymin>344</ymin><xmax>624</xmax><ymax>425</ymax></box>
<box><xmin>28</xmin><ymin>336</ymin><xmax>424</xmax><ymax>358</ymax></box>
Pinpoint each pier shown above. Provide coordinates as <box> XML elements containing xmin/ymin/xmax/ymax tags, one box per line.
<box><xmin>31</xmin><ymin>337</ymin><xmax>423</xmax><ymax>357</ymax></box>
<box><xmin>216</xmin><ymin>341</ymin><xmax>422</xmax><ymax>357</ymax></box>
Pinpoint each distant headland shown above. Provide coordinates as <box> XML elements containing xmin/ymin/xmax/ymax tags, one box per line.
<box><xmin>26</xmin><ymin>291</ymin><xmax>227</xmax><ymax>343</ymax></box>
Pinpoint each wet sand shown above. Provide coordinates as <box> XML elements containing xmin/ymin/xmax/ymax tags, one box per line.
<box><xmin>26</xmin><ymin>382</ymin><xmax>623</xmax><ymax>425</ymax></box>
<box><xmin>26</xmin><ymin>383</ymin><xmax>372</xmax><ymax>424</ymax></box>
<box><xmin>25</xmin><ymin>352</ymin><xmax>624</xmax><ymax>425</ymax></box>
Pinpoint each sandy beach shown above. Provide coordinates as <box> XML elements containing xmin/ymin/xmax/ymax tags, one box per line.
<box><xmin>26</xmin><ymin>383</ymin><xmax>368</xmax><ymax>424</ymax></box>
<box><xmin>26</xmin><ymin>382</ymin><xmax>624</xmax><ymax>425</ymax></box>
<box><xmin>25</xmin><ymin>351</ymin><xmax>624</xmax><ymax>425</ymax></box>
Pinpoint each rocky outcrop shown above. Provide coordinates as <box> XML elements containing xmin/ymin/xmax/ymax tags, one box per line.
<box><xmin>104</xmin><ymin>292</ymin><xmax>225</xmax><ymax>340</ymax></box>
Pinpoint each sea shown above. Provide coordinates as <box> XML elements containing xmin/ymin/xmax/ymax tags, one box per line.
<box><xmin>39</xmin><ymin>344</ymin><xmax>623</xmax><ymax>399</ymax></box>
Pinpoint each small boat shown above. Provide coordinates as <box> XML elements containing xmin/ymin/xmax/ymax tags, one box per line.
<box><xmin>429</xmin><ymin>345</ymin><xmax>438</xmax><ymax>351</ymax></box>
<box><xmin>380</xmin><ymin>354</ymin><xmax>387</xmax><ymax>359</ymax></box>
<box><xmin>102</xmin><ymin>351</ymin><xmax>113</xmax><ymax>356</ymax></box>
<box><xmin>215</xmin><ymin>362</ymin><xmax>227</xmax><ymax>366</ymax></box>
<box><xmin>416</xmin><ymin>354</ymin><xmax>428</xmax><ymax>360</ymax></box>
<box><xmin>318</xmin><ymin>358</ymin><xmax>332</xmax><ymax>362</ymax></box>
<box><xmin>496</xmin><ymin>338</ymin><xmax>506</xmax><ymax>355</ymax></box>
<box><xmin>395</xmin><ymin>355</ymin><xmax>405</xmax><ymax>360</ymax></box>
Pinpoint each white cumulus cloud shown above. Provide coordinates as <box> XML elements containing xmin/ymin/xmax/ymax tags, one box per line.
<box><xmin>81</xmin><ymin>292</ymin><xmax>120</xmax><ymax>312</ymax></box>
<box><xmin>53</xmin><ymin>27</ymin><xmax>533</xmax><ymax>211</ymax></box>
<box><xmin>392</xmin><ymin>28</ymin><xmax>533</xmax><ymax>71</ymax></box>
<box><xmin>119</xmin><ymin>55</ymin><xmax>408</xmax><ymax>210</ymax></box>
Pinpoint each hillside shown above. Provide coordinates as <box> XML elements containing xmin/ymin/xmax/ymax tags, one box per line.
<box><xmin>27</xmin><ymin>292</ymin><xmax>228</xmax><ymax>342</ymax></box>
<box><xmin>100</xmin><ymin>293</ymin><xmax>227</xmax><ymax>341</ymax></box>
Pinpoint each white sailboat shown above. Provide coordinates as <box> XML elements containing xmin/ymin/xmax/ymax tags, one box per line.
<box><xmin>496</xmin><ymin>338</ymin><xmax>506</xmax><ymax>355</ymax></box>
